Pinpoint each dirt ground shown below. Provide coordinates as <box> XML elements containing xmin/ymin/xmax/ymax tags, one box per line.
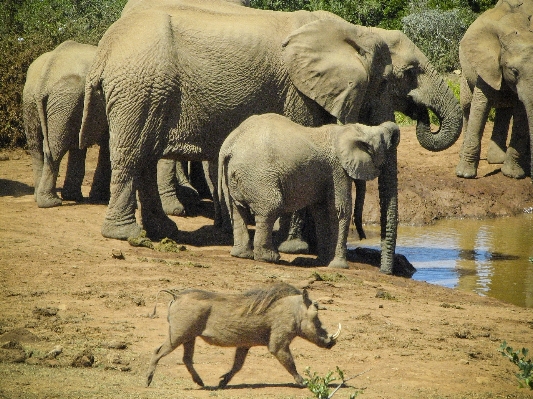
<box><xmin>1</xmin><ymin>123</ymin><xmax>533</xmax><ymax>399</ymax></box>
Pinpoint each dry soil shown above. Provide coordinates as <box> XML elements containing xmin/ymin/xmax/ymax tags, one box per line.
<box><xmin>0</xmin><ymin>124</ymin><xmax>533</xmax><ymax>399</ymax></box>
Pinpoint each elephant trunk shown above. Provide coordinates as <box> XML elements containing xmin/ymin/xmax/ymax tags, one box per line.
<box><xmin>377</xmin><ymin>146</ymin><xmax>398</xmax><ymax>275</ymax></box>
<box><xmin>410</xmin><ymin>64</ymin><xmax>463</xmax><ymax>152</ymax></box>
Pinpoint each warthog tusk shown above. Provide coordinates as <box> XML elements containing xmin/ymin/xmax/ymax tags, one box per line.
<box><xmin>331</xmin><ymin>323</ymin><xmax>341</xmax><ymax>340</ymax></box>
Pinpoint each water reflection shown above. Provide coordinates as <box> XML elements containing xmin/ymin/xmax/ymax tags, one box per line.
<box><xmin>347</xmin><ymin>214</ymin><xmax>533</xmax><ymax>308</ymax></box>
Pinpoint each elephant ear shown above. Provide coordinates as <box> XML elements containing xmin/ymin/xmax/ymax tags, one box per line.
<box><xmin>460</xmin><ymin>7</ymin><xmax>510</xmax><ymax>90</ymax></box>
<box><xmin>333</xmin><ymin>124</ymin><xmax>381</xmax><ymax>181</ymax></box>
<box><xmin>282</xmin><ymin>19</ymin><xmax>387</xmax><ymax>124</ymax></box>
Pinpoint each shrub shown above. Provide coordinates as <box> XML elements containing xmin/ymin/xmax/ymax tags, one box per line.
<box><xmin>402</xmin><ymin>6</ymin><xmax>476</xmax><ymax>72</ymax></box>
<box><xmin>0</xmin><ymin>0</ymin><xmax>126</xmax><ymax>149</ymax></box>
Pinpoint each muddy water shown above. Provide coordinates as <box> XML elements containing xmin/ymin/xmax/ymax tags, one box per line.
<box><xmin>348</xmin><ymin>213</ymin><xmax>533</xmax><ymax>308</ymax></box>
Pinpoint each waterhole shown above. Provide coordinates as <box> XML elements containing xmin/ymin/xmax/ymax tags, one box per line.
<box><xmin>348</xmin><ymin>213</ymin><xmax>533</xmax><ymax>308</ymax></box>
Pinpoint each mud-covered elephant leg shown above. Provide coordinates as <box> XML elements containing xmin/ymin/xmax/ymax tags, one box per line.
<box><xmin>61</xmin><ymin>148</ymin><xmax>87</xmax><ymax>201</ymax></box>
<box><xmin>487</xmin><ymin>107</ymin><xmax>512</xmax><ymax>164</ymax></box>
<box><xmin>157</xmin><ymin>159</ymin><xmax>187</xmax><ymax>216</ymax></box>
<box><xmin>277</xmin><ymin>210</ymin><xmax>310</xmax><ymax>255</ymax></box>
<box><xmin>456</xmin><ymin>80</ymin><xmax>493</xmax><ymax>178</ymax></box>
<box><xmin>139</xmin><ymin>160</ymin><xmax>180</xmax><ymax>240</ymax></box>
<box><xmin>378</xmin><ymin>148</ymin><xmax>398</xmax><ymax>275</ymax></box>
<box><xmin>502</xmin><ymin>102</ymin><xmax>529</xmax><ymax>179</ymax></box>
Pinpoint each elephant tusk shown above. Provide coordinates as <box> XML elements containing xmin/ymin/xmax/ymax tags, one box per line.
<box><xmin>331</xmin><ymin>323</ymin><xmax>341</xmax><ymax>340</ymax></box>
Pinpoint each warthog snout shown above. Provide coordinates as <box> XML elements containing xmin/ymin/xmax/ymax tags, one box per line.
<box><xmin>145</xmin><ymin>282</ymin><xmax>340</xmax><ymax>388</ymax></box>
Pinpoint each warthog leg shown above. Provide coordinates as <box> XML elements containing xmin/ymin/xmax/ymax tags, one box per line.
<box><xmin>183</xmin><ymin>339</ymin><xmax>204</xmax><ymax>386</ymax></box>
<box><xmin>269</xmin><ymin>344</ymin><xmax>304</xmax><ymax>386</ymax></box>
<box><xmin>218</xmin><ymin>347</ymin><xmax>250</xmax><ymax>388</ymax></box>
<box><xmin>146</xmin><ymin>337</ymin><xmax>204</xmax><ymax>387</ymax></box>
<box><xmin>146</xmin><ymin>340</ymin><xmax>175</xmax><ymax>387</ymax></box>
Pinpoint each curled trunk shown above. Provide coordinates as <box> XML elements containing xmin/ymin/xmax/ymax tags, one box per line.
<box><xmin>410</xmin><ymin>65</ymin><xmax>463</xmax><ymax>152</ymax></box>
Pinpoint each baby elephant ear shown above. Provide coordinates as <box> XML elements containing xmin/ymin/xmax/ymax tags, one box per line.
<box><xmin>282</xmin><ymin>19</ymin><xmax>385</xmax><ymax>124</ymax></box>
<box><xmin>334</xmin><ymin>122</ymin><xmax>399</xmax><ymax>181</ymax></box>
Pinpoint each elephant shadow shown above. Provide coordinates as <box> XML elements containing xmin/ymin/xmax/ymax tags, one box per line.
<box><xmin>0</xmin><ymin>179</ymin><xmax>34</xmax><ymax>197</ymax></box>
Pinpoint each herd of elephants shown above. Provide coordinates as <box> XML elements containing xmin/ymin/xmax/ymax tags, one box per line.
<box><xmin>22</xmin><ymin>0</ymin><xmax>533</xmax><ymax>275</ymax></box>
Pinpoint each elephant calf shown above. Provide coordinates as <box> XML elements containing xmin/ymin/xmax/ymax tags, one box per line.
<box><xmin>219</xmin><ymin>114</ymin><xmax>400</xmax><ymax>271</ymax></box>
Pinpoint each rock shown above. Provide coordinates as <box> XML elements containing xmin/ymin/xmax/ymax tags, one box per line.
<box><xmin>0</xmin><ymin>328</ymin><xmax>40</xmax><ymax>343</ymax></box>
<box><xmin>71</xmin><ymin>349</ymin><xmax>95</xmax><ymax>368</ymax></box>
<box><xmin>45</xmin><ymin>345</ymin><xmax>63</xmax><ymax>359</ymax></box>
<box><xmin>347</xmin><ymin>247</ymin><xmax>417</xmax><ymax>278</ymax></box>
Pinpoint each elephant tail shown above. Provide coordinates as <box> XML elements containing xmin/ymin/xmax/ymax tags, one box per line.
<box><xmin>218</xmin><ymin>150</ymin><xmax>233</xmax><ymax>228</ymax></box>
<box><xmin>35</xmin><ymin>95</ymin><xmax>51</xmax><ymax>162</ymax></box>
<box><xmin>79</xmin><ymin>68</ymin><xmax>106</xmax><ymax>149</ymax></box>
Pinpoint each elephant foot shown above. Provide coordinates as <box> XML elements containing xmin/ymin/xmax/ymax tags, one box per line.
<box><xmin>277</xmin><ymin>238</ymin><xmax>309</xmax><ymax>255</ymax></box>
<box><xmin>102</xmin><ymin>219</ymin><xmax>143</xmax><ymax>240</ymax></box>
<box><xmin>36</xmin><ymin>193</ymin><xmax>62</xmax><ymax>208</ymax></box>
<box><xmin>142</xmin><ymin>214</ymin><xmax>179</xmax><ymax>241</ymax></box>
<box><xmin>61</xmin><ymin>188</ymin><xmax>84</xmax><ymax>202</ymax></box>
<box><xmin>486</xmin><ymin>141</ymin><xmax>506</xmax><ymax>164</ymax></box>
<box><xmin>455</xmin><ymin>159</ymin><xmax>478</xmax><ymax>179</ymax></box>
<box><xmin>160</xmin><ymin>195</ymin><xmax>186</xmax><ymax>216</ymax></box>
<box><xmin>230</xmin><ymin>245</ymin><xmax>253</xmax><ymax>259</ymax></box>
<box><xmin>501</xmin><ymin>158</ymin><xmax>526</xmax><ymax>179</ymax></box>
<box><xmin>254</xmin><ymin>248</ymin><xmax>281</xmax><ymax>263</ymax></box>
<box><xmin>327</xmin><ymin>257</ymin><xmax>349</xmax><ymax>269</ymax></box>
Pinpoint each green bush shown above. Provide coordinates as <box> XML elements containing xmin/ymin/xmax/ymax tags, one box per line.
<box><xmin>402</xmin><ymin>7</ymin><xmax>476</xmax><ymax>72</ymax></box>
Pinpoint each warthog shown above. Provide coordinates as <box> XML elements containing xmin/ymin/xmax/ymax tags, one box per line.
<box><xmin>146</xmin><ymin>282</ymin><xmax>341</xmax><ymax>388</ymax></box>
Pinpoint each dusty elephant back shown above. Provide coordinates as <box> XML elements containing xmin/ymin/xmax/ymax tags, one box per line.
<box><xmin>91</xmin><ymin>6</ymin><xmax>334</xmax><ymax>160</ymax></box>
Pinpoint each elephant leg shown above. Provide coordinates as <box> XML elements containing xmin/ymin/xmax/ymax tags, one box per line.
<box><xmin>253</xmin><ymin>213</ymin><xmax>280</xmax><ymax>263</ymax></box>
<box><xmin>502</xmin><ymin>102</ymin><xmax>528</xmax><ymax>179</ymax></box>
<box><xmin>230</xmin><ymin>202</ymin><xmax>253</xmax><ymax>259</ymax></box>
<box><xmin>277</xmin><ymin>210</ymin><xmax>310</xmax><ymax>254</ymax></box>
<box><xmin>61</xmin><ymin>148</ymin><xmax>86</xmax><ymax>202</ymax></box>
<box><xmin>175</xmin><ymin>160</ymin><xmax>200</xmax><ymax>214</ymax></box>
<box><xmin>203</xmin><ymin>160</ymin><xmax>229</xmax><ymax>229</ymax></box>
<box><xmin>30</xmin><ymin>150</ymin><xmax>44</xmax><ymax>202</ymax></box>
<box><xmin>89</xmin><ymin>139</ymin><xmax>111</xmax><ymax>203</ymax></box>
<box><xmin>456</xmin><ymin>82</ymin><xmax>492</xmax><ymax>179</ymax></box>
<box><xmin>308</xmin><ymin>203</ymin><xmax>333</xmax><ymax>266</ymax></box>
<box><xmin>139</xmin><ymin>160</ymin><xmax>179</xmax><ymax>240</ymax></box>
<box><xmin>157</xmin><ymin>158</ymin><xmax>186</xmax><ymax>216</ymax></box>
<box><xmin>487</xmin><ymin>107</ymin><xmax>512</xmax><ymax>164</ymax></box>
<box><xmin>353</xmin><ymin>180</ymin><xmax>366</xmax><ymax>240</ymax></box>
<box><xmin>36</xmin><ymin>151</ymin><xmax>64</xmax><ymax>208</ymax></box>
<box><xmin>102</xmin><ymin>167</ymin><xmax>142</xmax><ymax>240</ymax></box>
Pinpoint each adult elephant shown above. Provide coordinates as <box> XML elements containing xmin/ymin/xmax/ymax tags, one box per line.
<box><xmin>80</xmin><ymin>0</ymin><xmax>461</xmax><ymax>242</ymax></box>
<box><xmin>456</xmin><ymin>1</ymin><xmax>533</xmax><ymax>179</ymax></box>
<box><xmin>23</xmin><ymin>40</ymin><xmax>109</xmax><ymax>208</ymax></box>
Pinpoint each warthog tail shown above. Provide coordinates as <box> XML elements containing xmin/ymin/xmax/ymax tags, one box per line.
<box><xmin>148</xmin><ymin>289</ymin><xmax>181</xmax><ymax>319</ymax></box>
